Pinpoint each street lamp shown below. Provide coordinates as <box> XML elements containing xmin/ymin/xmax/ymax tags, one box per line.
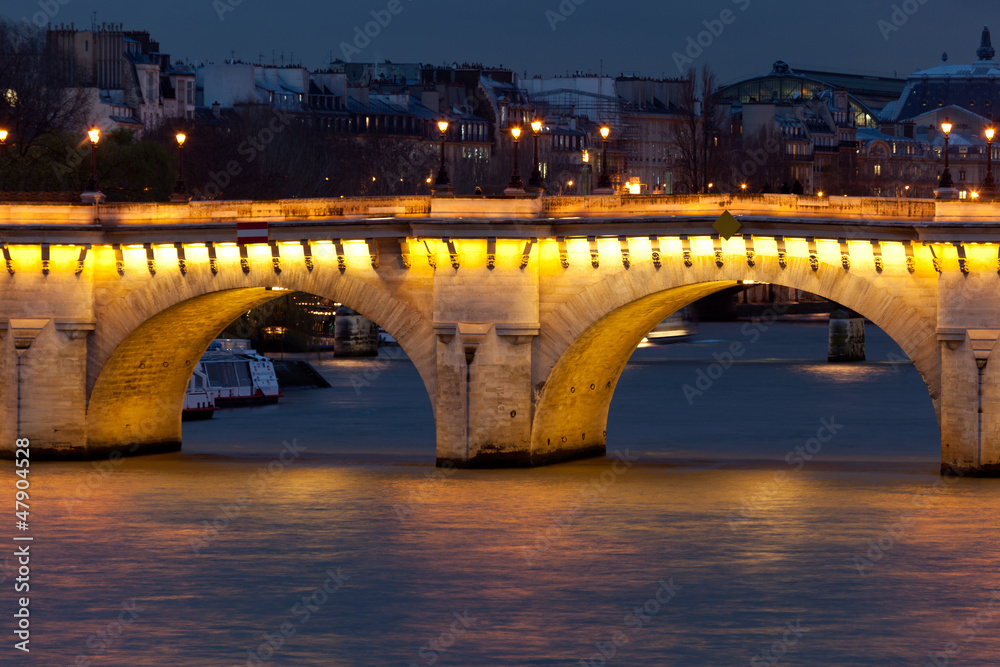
<box><xmin>504</xmin><ymin>126</ymin><xmax>525</xmax><ymax>195</ymax></box>
<box><xmin>527</xmin><ymin>119</ymin><xmax>544</xmax><ymax>194</ymax></box>
<box><xmin>936</xmin><ymin>117</ymin><xmax>959</xmax><ymax>199</ymax></box>
<box><xmin>431</xmin><ymin>120</ymin><xmax>453</xmax><ymax>196</ymax></box>
<box><xmin>982</xmin><ymin>125</ymin><xmax>998</xmax><ymax>201</ymax></box>
<box><xmin>594</xmin><ymin>125</ymin><xmax>613</xmax><ymax>194</ymax></box>
<box><xmin>170</xmin><ymin>132</ymin><xmax>190</xmax><ymax>202</ymax></box>
<box><xmin>0</xmin><ymin>129</ymin><xmax>7</xmax><ymax>193</ymax></box>
<box><xmin>81</xmin><ymin>128</ymin><xmax>105</xmax><ymax>203</ymax></box>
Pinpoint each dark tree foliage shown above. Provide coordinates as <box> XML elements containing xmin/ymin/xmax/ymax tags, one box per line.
<box><xmin>0</xmin><ymin>18</ymin><xmax>91</xmax><ymax>193</ymax></box>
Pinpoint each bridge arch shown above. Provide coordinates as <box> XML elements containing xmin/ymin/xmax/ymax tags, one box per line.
<box><xmin>85</xmin><ymin>254</ymin><xmax>435</xmax><ymax>457</ymax></box>
<box><xmin>530</xmin><ymin>253</ymin><xmax>941</xmax><ymax>461</ymax></box>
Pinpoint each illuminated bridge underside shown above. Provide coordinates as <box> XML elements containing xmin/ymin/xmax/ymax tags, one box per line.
<box><xmin>2</xmin><ymin>195</ymin><xmax>1000</xmax><ymax>474</ymax></box>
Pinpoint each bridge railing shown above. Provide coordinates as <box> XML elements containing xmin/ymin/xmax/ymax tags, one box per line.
<box><xmin>0</xmin><ymin>194</ymin><xmax>996</xmax><ymax>227</ymax></box>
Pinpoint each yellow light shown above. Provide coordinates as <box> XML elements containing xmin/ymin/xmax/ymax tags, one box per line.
<box><xmin>175</xmin><ymin>132</ymin><xmax>186</xmax><ymax>146</ymax></box>
<box><xmin>741</xmin><ymin>183</ymin><xmax>747</xmax><ymax>190</ymax></box>
<box><xmin>600</xmin><ymin>126</ymin><xmax>610</xmax><ymax>139</ymax></box>
<box><xmin>0</xmin><ymin>129</ymin><xmax>6</xmax><ymax>143</ymax></box>
<box><xmin>987</xmin><ymin>127</ymin><xmax>996</xmax><ymax>141</ymax></box>
<box><xmin>567</xmin><ymin>180</ymin><xmax>574</xmax><ymax>186</ymax></box>
<box><xmin>941</xmin><ymin>119</ymin><xmax>952</xmax><ymax>135</ymax></box>
<box><xmin>511</xmin><ymin>127</ymin><xmax>521</xmax><ymax>140</ymax></box>
<box><xmin>817</xmin><ymin>191</ymin><xmax>824</xmax><ymax>197</ymax></box>
<box><xmin>372</xmin><ymin>176</ymin><xmax>376</xmax><ymax>181</ymax></box>
<box><xmin>971</xmin><ymin>191</ymin><xmax>980</xmax><ymax>199</ymax></box>
<box><xmin>531</xmin><ymin>120</ymin><xmax>542</xmax><ymax>134</ymax></box>
<box><xmin>707</xmin><ymin>182</ymin><xmax>714</xmax><ymax>189</ymax></box>
<box><xmin>426</xmin><ymin>177</ymin><xmax>432</xmax><ymax>183</ymax></box>
<box><xmin>905</xmin><ymin>185</ymin><xmax>910</xmax><ymax>190</ymax></box>
<box><xmin>582</xmin><ymin>150</ymin><xmax>589</xmax><ymax>163</ymax></box>
<box><xmin>437</xmin><ymin>120</ymin><xmax>449</xmax><ymax>134</ymax></box>
<box><xmin>627</xmin><ymin>182</ymin><xmax>642</xmax><ymax>195</ymax></box>
<box><xmin>88</xmin><ymin>128</ymin><xmax>100</xmax><ymax>144</ymax></box>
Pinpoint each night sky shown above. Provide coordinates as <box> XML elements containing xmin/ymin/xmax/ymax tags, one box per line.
<box><xmin>3</xmin><ymin>0</ymin><xmax>997</xmax><ymax>83</ymax></box>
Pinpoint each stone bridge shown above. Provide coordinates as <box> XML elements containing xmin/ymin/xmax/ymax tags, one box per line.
<box><xmin>2</xmin><ymin>194</ymin><xmax>999</xmax><ymax>475</ymax></box>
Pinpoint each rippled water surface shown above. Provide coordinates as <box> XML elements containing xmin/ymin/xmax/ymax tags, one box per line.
<box><xmin>7</xmin><ymin>322</ymin><xmax>1000</xmax><ymax>666</ymax></box>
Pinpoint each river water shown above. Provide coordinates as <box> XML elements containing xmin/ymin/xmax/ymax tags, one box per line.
<box><xmin>7</xmin><ymin>321</ymin><xmax>1000</xmax><ymax>666</ymax></box>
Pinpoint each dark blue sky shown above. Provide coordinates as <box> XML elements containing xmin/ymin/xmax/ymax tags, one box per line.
<box><xmin>5</xmin><ymin>0</ymin><xmax>996</xmax><ymax>83</ymax></box>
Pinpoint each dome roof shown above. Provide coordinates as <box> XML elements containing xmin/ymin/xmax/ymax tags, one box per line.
<box><xmin>881</xmin><ymin>26</ymin><xmax>1000</xmax><ymax>122</ymax></box>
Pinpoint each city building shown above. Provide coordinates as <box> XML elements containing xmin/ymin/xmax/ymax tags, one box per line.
<box><xmin>879</xmin><ymin>26</ymin><xmax>1000</xmax><ymax>198</ymax></box>
<box><xmin>47</xmin><ymin>23</ymin><xmax>195</xmax><ymax>134</ymax></box>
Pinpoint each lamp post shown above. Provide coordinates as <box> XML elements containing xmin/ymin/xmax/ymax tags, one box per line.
<box><xmin>982</xmin><ymin>125</ymin><xmax>998</xmax><ymax>201</ymax></box>
<box><xmin>431</xmin><ymin>120</ymin><xmax>454</xmax><ymax>196</ymax></box>
<box><xmin>935</xmin><ymin>117</ymin><xmax>959</xmax><ymax>199</ymax></box>
<box><xmin>594</xmin><ymin>125</ymin><xmax>613</xmax><ymax>194</ymax></box>
<box><xmin>504</xmin><ymin>126</ymin><xmax>525</xmax><ymax>195</ymax></box>
<box><xmin>81</xmin><ymin>128</ymin><xmax>105</xmax><ymax>203</ymax></box>
<box><xmin>0</xmin><ymin>129</ymin><xmax>7</xmax><ymax>194</ymax></box>
<box><xmin>527</xmin><ymin>119</ymin><xmax>544</xmax><ymax>194</ymax></box>
<box><xmin>170</xmin><ymin>132</ymin><xmax>191</xmax><ymax>202</ymax></box>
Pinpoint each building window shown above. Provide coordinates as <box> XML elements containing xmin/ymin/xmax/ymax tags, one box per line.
<box><xmin>874</xmin><ymin>164</ymin><xmax>882</xmax><ymax>176</ymax></box>
<box><xmin>959</xmin><ymin>169</ymin><xmax>966</xmax><ymax>181</ymax></box>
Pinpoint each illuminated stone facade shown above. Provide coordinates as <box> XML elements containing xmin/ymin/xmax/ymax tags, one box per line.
<box><xmin>2</xmin><ymin>195</ymin><xmax>1000</xmax><ymax>474</ymax></box>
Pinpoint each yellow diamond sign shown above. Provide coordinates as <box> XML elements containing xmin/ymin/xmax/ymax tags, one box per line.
<box><xmin>713</xmin><ymin>210</ymin><xmax>742</xmax><ymax>240</ymax></box>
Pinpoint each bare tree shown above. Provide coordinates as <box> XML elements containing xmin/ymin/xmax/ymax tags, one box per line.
<box><xmin>0</xmin><ymin>20</ymin><xmax>90</xmax><ymax>155</ymax></box>
<box><xmin>730</xmin><ymin>124</ymin><xmax>787</xmax><ymax>192</ymax></box>
<box><xmin>670</xmin><ymin>64</ymin><xmax>727</xmax><ymax>194</ymax></box>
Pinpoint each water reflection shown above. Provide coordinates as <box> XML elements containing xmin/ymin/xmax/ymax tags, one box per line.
<box><xmin>14</xmin><ymin>322</ymin><xmax>997</xmax><ymax>665</ymax></box>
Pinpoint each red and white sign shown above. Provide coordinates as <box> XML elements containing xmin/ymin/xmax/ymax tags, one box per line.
<box><xmin>237</xmin><ymin>220</ymin><xmax>268</xmax><ymax>244</ymax></box>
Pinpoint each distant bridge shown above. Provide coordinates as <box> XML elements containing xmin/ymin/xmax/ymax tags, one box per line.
<box><xmin>2</xmin><ymin>193</ymin><xmax>999</xmax><ymax>474</ymax></box>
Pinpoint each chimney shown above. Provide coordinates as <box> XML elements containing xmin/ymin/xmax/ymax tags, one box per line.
<box><xmin>211</xmin><ymin>101</ymin><xmax>221</xmax><ymax>119</ymax></box>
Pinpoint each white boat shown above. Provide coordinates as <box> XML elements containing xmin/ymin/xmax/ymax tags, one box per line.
<box><xmin>183</xmin><ymin>339</ymin><xmax>281</xmax><ymax>418</ymax></box>
<box><xmin>644</xmin><ymin>309</ymin><xmax>698</xmax><ymax>344</ymax></box>
<box><xmin>183</xmin><ymin>365</ymin><xmax>216</xmax><ymax>421</ymax></box>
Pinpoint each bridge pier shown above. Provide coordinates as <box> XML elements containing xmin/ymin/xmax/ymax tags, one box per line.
<box><xmin>0</xmin><ymin>318</ymin><xmax>94</xmax><ymax>457</ymax></box>
<box><xmin>431</xmin><ymin>240</ymin><xmax>603</xmax><ymax>467</ymax></box>
<box><xmin>435</xmin><ymin>324</ymin><xmax>553</xmax><ymax>466</ymax></box>
<box><xmin>936</xmin><ymin>268</ymin><xmax>1000</xmax><ymax>477</ymax></box>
